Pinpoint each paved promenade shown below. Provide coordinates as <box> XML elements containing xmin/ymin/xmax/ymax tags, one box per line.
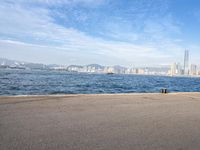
<box><xmin>1</xmin><ymin>93</ymin><xmax>200</xmax><ymax>150</ymax></box>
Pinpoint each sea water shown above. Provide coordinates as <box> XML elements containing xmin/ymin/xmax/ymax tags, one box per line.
<box><xmin>0</xmin><ymin>69</ymin><xmax>200</xmax><ymax>95</ymax></box>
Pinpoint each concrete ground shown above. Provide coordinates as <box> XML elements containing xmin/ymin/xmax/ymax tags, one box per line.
<box><xmin>1</xmin><ymin>93</ymin><xmax>200</xmax><ymax>150</ymax></box>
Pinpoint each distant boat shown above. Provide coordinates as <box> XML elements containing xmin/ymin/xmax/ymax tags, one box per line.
<box><xmin>106</xmin><ymin>72</ymin><xmax>114</xmax><ymax>75</ymax></box>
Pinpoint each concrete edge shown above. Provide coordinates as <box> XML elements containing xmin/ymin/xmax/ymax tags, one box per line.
<box><xmin>1</xmin><ymin>92</ymin><xmax>200</xmax><ymax>98</ymax></box>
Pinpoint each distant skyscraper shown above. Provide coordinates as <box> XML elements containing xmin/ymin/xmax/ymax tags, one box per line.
<box><xmin>170</xmin><ymin>63</ymin><xmax>177</xmax><ymax>76</ymax></box>
<box><xmin>170</xmin><ymin>62</ymin><xmax>182</xmax><ymax>76</ymax></box>
<box><xmin>190</xmin><ymin>64</ymin><xmax>197</xmax><ymax>76</ymax></box>
<box><xmin>183</xmin><ymin>50</ymin><xmax>189</xmax><ymax>75</ymax></box>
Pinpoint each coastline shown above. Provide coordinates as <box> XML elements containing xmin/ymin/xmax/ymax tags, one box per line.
<box><xmin>0</xmin><ymin>92</ymin><xmax>200</xmax><ymax>98</ymax></box>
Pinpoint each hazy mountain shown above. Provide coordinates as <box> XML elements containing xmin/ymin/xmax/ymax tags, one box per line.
<box><xmin>87</xmin><ymin>64</ymin><xmax>104</xmax><ymax>69</ymax></box>
<box><xmin>0</xmin><ymin>58</ymin><xmax>170</xmax><ymax>75</ymax></box>
<box><xmin>0</xmin><ymin>58</ymin><xmax>24</xmax><ymax>65</ymax></box>
<box><xmin>0</xmin><ymin>58</ymin><xmax>49</xmax><ymax>70</ymax></box>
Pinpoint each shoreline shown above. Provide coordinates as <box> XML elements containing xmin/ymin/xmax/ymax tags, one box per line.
<box><xmin>0</xmin><ymin>92</ymin><xmax>200</xmax><ymax>98</ymax></box>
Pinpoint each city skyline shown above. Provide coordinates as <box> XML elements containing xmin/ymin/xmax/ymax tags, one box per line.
<box><xmin>1</xmin><ymin>50</ymin><xmax>200</xmax><ymax>76</ymax></box>
<box><xmin>0</xmin><ymin>0</ymin><xmax>200</xmax><ymax>67</ymax></box>
<box><xmin>170</xmin><ymin>50</ymin><xmax>199</xmax><ymax>76</ymax></box>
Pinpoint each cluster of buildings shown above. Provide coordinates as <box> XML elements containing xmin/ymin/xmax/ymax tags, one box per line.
<box><xmin>53</xmin><ymin>64</ymin><xmax>169</xmax><ymax>75</ymax></box>
<box><xmin>53</xmin><ymin>50</ymin><xmax>199</xmax><ymax>77</ymax></box>
<box><xmin>170</xmin><ymin>50</ymin><xmax>199</xmax><ymax>76</ymax></box>
<box><xmin>1</xmin><ymin>50</ymin><xmax>199</xmax><ymax>77</ymax></box>
<box><xmin>54</xmin><ymin>64</ymin><xmax>129</xmax><ymax>74</ymax></box>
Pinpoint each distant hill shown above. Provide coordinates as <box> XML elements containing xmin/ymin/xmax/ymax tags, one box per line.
<box><xmin>86</xmin><ymin>64</ymin><xmax>104</xmax><ymax>69</ymax></box>
<box><xmin>0</xmin><ymin>58</ymin><xmax>24</xmax><ymax>65</ymax></box>
<box><xmin>0</xmin><ymin>58</ymin><xmax>49</xmax><ymax>70</ymax></box>
<box><xmin>0</xmin><ymin>57</ymin><xmax>170</xmax><ymax>75</ymax></box>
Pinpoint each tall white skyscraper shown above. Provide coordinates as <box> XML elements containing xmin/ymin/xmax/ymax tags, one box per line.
<box><xmin>184</xmin><ymin>50</ymin><xmax>189</xmax><ymax>75</ymax></box>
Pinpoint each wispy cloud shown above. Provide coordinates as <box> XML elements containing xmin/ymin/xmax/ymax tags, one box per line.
<box><xmin>7</xmin><ymin>0</ymin><xmax>106</xmax><ymax>6</ymax></box>
<box><xmin>0</xmin><ymin>0</ymin><xmax>198</xmax><ymax>66</ymax></box>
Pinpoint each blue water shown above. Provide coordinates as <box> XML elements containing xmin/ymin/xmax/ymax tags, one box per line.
<box><xmin>0</xmin><ymin>69</ymin><xmax>200</xmax><ymax>95</ymax></box>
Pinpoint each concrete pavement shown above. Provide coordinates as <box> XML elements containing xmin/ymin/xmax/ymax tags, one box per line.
<box><xmin>1</xmin><ymin>93</ymin><xmax>200</xmax><ymax>150</ymax></box>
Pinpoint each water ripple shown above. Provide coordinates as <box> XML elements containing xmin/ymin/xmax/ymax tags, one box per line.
<box><xmin>0</xmin><ymin>69</ymin><xmax>200</xmax><ymax>95</ymax></box>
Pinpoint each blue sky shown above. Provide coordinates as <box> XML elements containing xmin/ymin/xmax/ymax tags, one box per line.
<box><xmin>0</xmin><ymin>0</ymin><xmax>200</xmax><ymax>67</ymax></box>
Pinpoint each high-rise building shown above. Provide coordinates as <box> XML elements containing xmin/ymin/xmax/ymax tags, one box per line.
<box><xmin>177</xmin><ymin>63</ymin><xmax>182</xmax><ymax>75</ymax></box>
<box><xmin>190</xmin><ymin>64</ymin><xmax>197</xmax><ymax>76</ymax></box>
<box><xmin>170</xmin><ymin>63</ymin><xmax>177</xmax><ymax>76</ymax></box>
<box><xmin>170</xmin><ymin>63</ymin><xmax>182</xmax><ymax>76</ymax></box>
<box><xmin>183</xmin><ymin>50</ymin><xmax>189</xmax><ymax>75</ymax></box>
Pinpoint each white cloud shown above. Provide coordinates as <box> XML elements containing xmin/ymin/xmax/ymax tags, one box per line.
<box><xmin>5</xmin><ymin>0</ymin><xmax>105</xmax><ymax>6</ymax></box>
<box><xmin>0</xmin><ymin>0</ymin><xmax>192</xmax><ymax>66</ymax></box>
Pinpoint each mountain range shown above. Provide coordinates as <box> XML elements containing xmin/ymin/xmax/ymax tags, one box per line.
<box><xmin>0</xmin><ymin>58</ymin><xmax>170</xmax><ymax>74</ymax></box>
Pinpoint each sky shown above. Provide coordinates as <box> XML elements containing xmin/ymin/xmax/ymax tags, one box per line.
<box><xmin>0</xmin><ymin>0</ymin><xmax>200</xmax><ymax>67</ymax></box>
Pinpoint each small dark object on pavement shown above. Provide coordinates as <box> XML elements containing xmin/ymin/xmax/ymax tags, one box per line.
<box><xmin>161</xmin><ymin>88</ymin><xmax>168</xmax><ymax>94</ymax></box>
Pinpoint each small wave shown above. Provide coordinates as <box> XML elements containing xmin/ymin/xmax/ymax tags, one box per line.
<box><xmin>1</xmin><ymin>70</ymin><xmax>200</xmax><ymax>95</ymax></box>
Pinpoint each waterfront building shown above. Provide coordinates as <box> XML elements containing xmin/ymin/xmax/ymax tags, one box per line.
<box><xmin>170</xmin><ymin>63</ymin><xmax>182</xmax><ymax>76</ymax></box>
<box><xmin>183</xmin><ymin>50</ymin><xmax>189</xmax><ymax>75</ymax></box>
<box><xmin>190</xmin><ymin>64</ymin><xmax>197</xmax><ymax>76</ymax></box>
<box><xmin>170</xmin><ymin>63</ymin><xmax>176</xmax><ymax>76</ymax></box>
